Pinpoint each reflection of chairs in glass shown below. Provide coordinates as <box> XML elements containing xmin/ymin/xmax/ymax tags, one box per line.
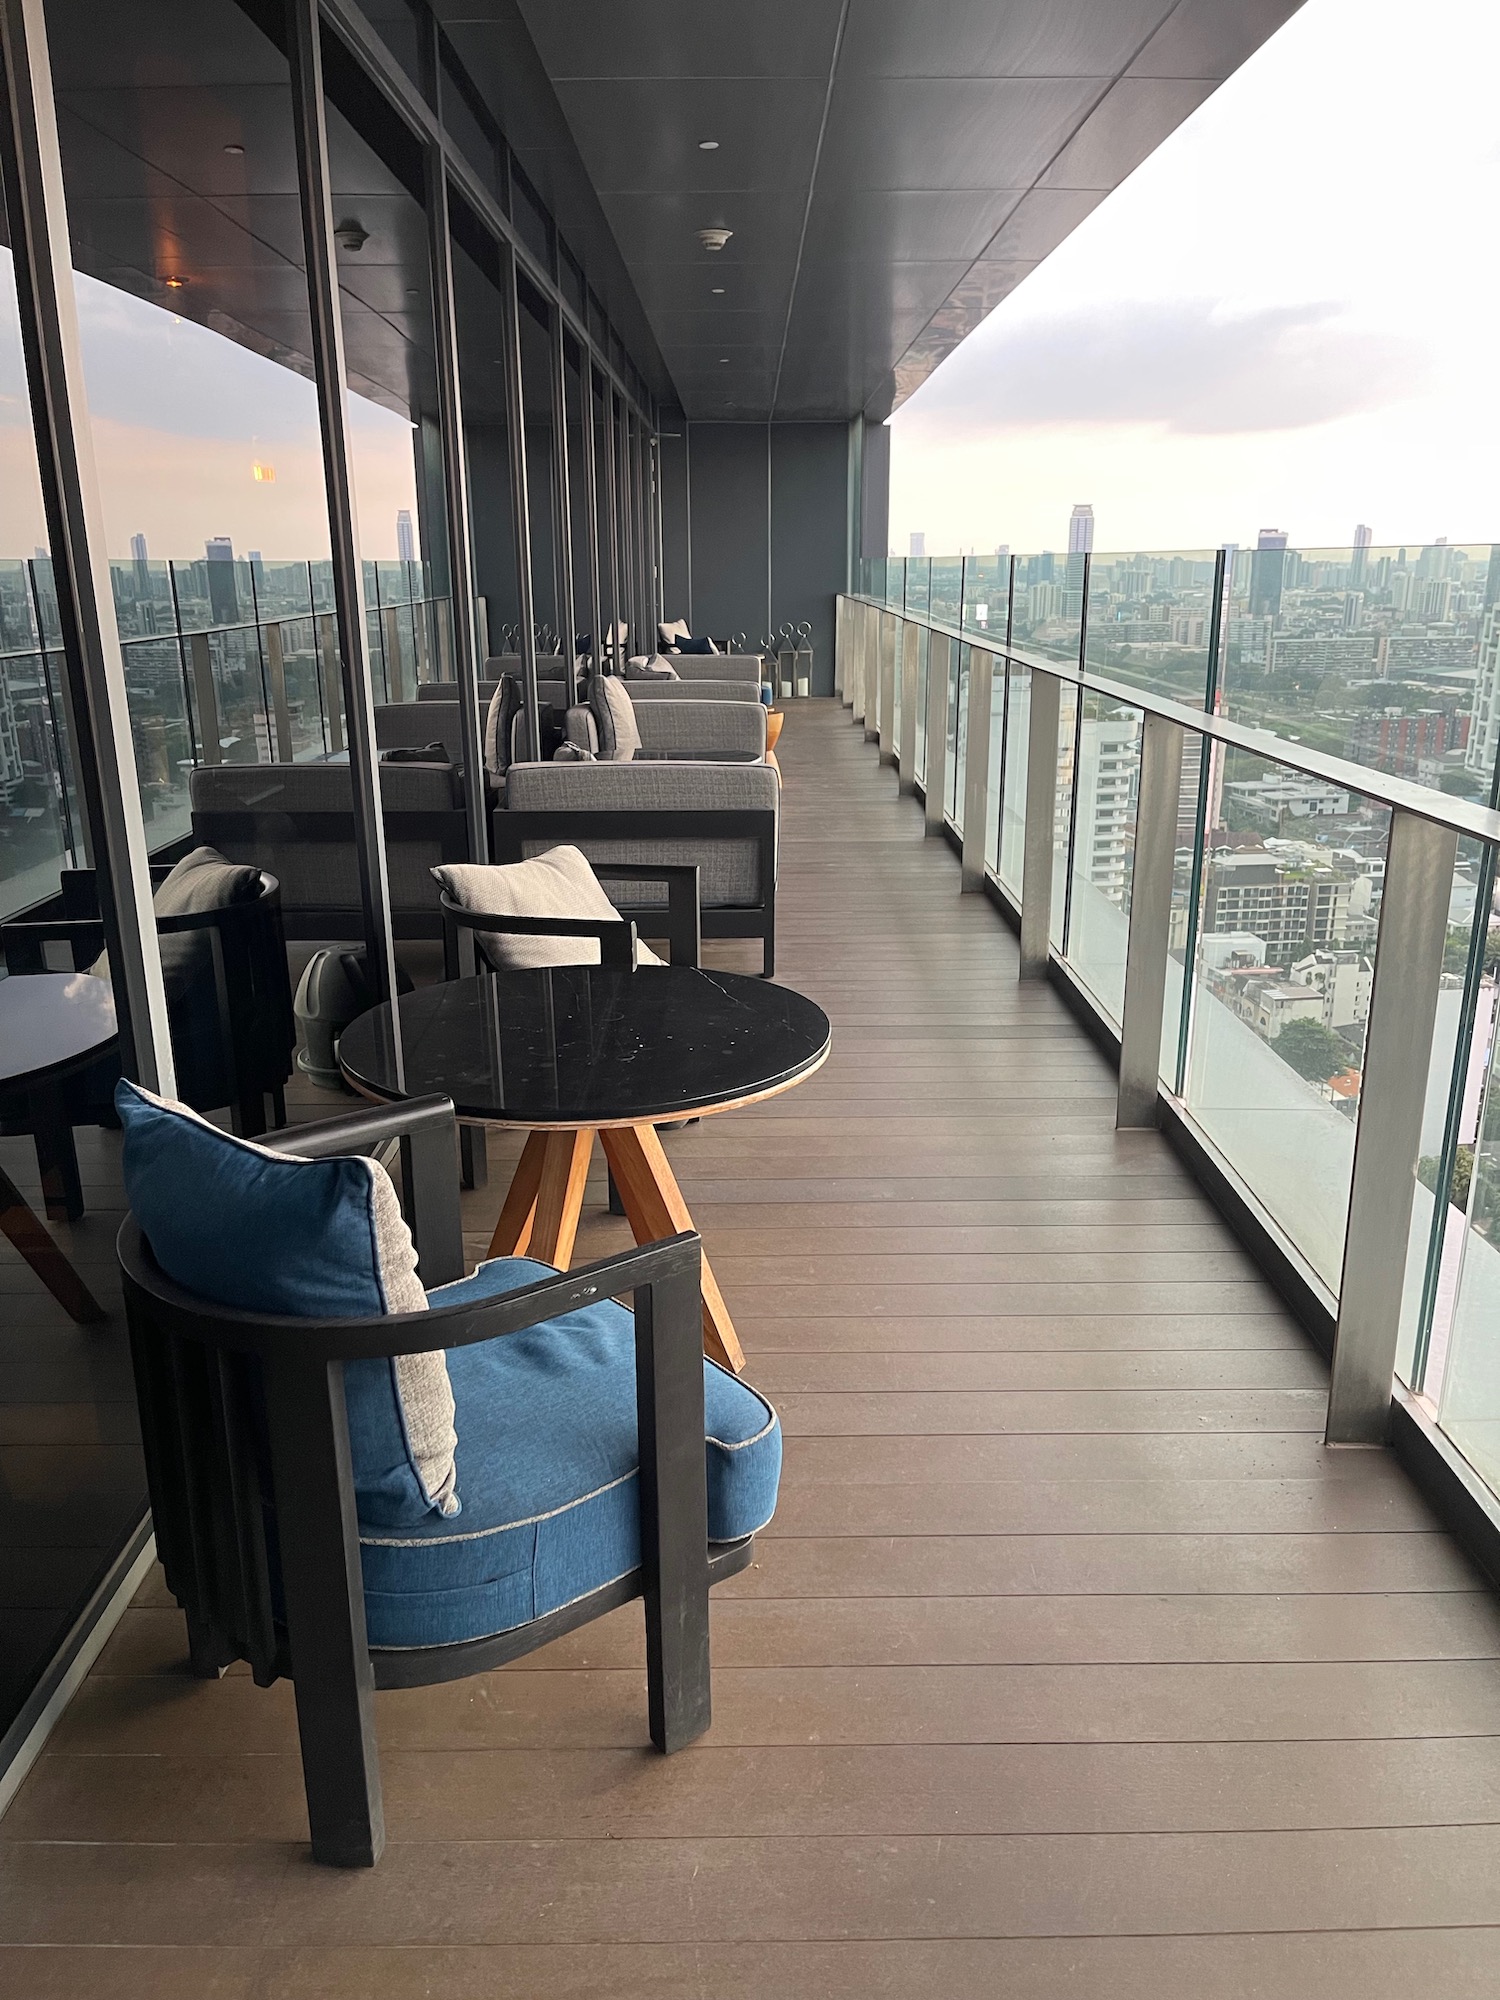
<box><xmin>189</xmin><ymin>761</ymin><xmax>472</xmax><ymax>946</ymax></box>
<box><xmin>0</xmin><ymin>857</ymin><xmax>295</xmax><ymax>1137</ymax></box>
<box><xmin>117</xmin><ymin>1086</ymin><xmax>781</xmax><ymax>1868</ymax></box>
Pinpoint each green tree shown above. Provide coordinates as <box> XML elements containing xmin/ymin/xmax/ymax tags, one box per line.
<box><xmin>1273</xmin><ymin>1017</ymin><xmax>1350</xmax><ymax>1083</ymax></box>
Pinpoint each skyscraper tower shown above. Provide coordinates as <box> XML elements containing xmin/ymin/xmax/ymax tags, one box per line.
<box><xmin>1249</xmin><ymin>528</ymin><xmax>1288</xmax><ymax>619</ymax></box>
<box><xmin>397</xmin><ymin>509</ymin><xmax>416</xmax><ymax>565</ymax></box>
<box><xmin>1350</xmin><ymin>523</ymin><xmax>1372</xmax><ymax>587</ymax></box>
<box><xmin>1068</xmin><ymin>505</ymin><xmax>1095</xmax><ymax>554</ymax></box>
<box><xmin>204</xmin><ymin>536</ymin><xmax>238</xmax><ymax>624</ymax></box>
<box><xmin>908</xmin><ymin>531</ymin><xmax>926</xmax><ymax>558</ymax></box>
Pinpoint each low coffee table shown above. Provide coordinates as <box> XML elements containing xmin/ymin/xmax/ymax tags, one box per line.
<box><xmin>0</xmin><ymin>971</ymin><xmax>118</xmax><ymax>1323</ymax></box>
<box><xmin>338</xmin><ymin>966</ymin><xmax>831</xmax><ymax>1371</ymax></box>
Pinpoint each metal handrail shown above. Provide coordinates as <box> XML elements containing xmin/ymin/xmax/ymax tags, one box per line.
<box><xmin>846</xmin><ymin>592</ymin><xmax>1500</xmax><ymax>848</ymax></box>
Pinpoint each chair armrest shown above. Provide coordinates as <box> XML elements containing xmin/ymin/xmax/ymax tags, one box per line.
<box><xmin>0</xmin><ymin>916</ymin><xmax>106</xmax><ymax>973</ymax></box>
<box><xmin>438</xmin><ymin>891</ymin><xmax>639</xmax><ymax>970</ymax></box>
<box><xmin>258</xmin><ymin>1093</ymin><xmax>464</xmax><ymax>1287</ymax></box>
<box><xmin>593</xmin><ymin>862</ymin><xmax>701</xmax><ymax>966</ymax></box>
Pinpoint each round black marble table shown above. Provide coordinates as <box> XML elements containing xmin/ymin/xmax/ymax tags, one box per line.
<box><xmin>0</xmin><ymin>972</ymin><xmax>118</xmax><ymax>1323</ymax></box>
<box><xmin>339</xmin><ymin>967</ymin><xmax>831</xmax><ymax>1371</ymax></box>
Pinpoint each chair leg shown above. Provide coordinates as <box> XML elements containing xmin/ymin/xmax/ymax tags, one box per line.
<box><xmin>185</xmin><ymin>1611</ymin><xmax>238</xmax><ymax>1679</ymax></box>
<box><xmin>607</xmin><ymin>1167</ymin><xmax>626</xmax><ymax>1216</ymax></box>
<box><xmin>237</xmin><ymin>1088</ymin><xmax>268</xmax><ymax>1140</ymax></box>
<box><xmin>460</xmin><ymin>1124</ymin><xmax>488</xmax><ymax>1191</ymax></box>
<box><xmin>635</xmin><ymin>1261</ymin><xmax>712</xmax><ymax>1754</ymax></box>
<box><xmin>263</xmin><ymin>1355</ymin><xmax>385</xmax><ymax>1868</ymax></box>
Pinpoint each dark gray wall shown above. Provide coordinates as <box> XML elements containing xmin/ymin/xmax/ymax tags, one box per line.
<box><xmin>860</xmin><ymin>420</ymin><xmax>891</xmax><ymax>560</ymax></box>
<box><xmin>668</xmin><ymin>420</ymin><xmax>856</xmax><ymax>695</ymax></box>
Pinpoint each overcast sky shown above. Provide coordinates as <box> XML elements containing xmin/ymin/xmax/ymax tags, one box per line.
<box><xmin>889</xmin><ymin>0</ymin><xmax>1500</xmax><ymax>556</ymax></box>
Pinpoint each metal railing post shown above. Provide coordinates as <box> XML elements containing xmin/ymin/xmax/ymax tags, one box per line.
<box><xmin>862</xmin><ymin>605</ymin><xmax>880</xmax><ymax>741</ymax></box>
<box><xmin>878</xmin><ymin>611</ymin><xmax>896</xmax><ymax>766</ymax></box>
<box><xmin>1326</xmin><ymin>808</ymin><xmax>1459</xmax><ymax>1445</ymax></box>
<box><xmin>850</xmin><ymin>599</ymin><xmax>867</xmax><ymax>726</ymax></box>
<box><xmin>1116</xmin><ymin>713</ymin><xmax>1184</xmax><ymax>1125</ymax></box>
<box><xmin>897</xmin><ymin>619</ymin><xmax>918</xmax><ymax>797</ymax></box>
<box><xmin>264</xmin><ymin>618</ymin><xmax>293</xmax><ymax>761</ymax></box>
<box><xmin>187</xmin><ymin>632</ymin><xmax>221</xmax><ymax>765</ymax></box>
<box><xmin>1019</xmin><ymin>667</ymin><xmax>1061</xmax><ymax>979</ymax></box>
<box><xmin>834</xmin><ymin>595</ymin><xmax>846</xmax><ymax>701</ymax></box>
<box><xmin>924</xmin><ymin>631</ymin><xmax>950</xmax><ymax>835</ymax></box>
<box><xmin>960</xmin><ymin>648</ymin><xmax>993</xmax><ymax>892</ymax></box>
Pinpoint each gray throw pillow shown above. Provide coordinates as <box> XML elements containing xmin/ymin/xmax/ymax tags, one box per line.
<box><xmin>588</xmin><ymin>674</ymin><xmax>642</xmax><ymax>762</ymax></box>
<box><xmin>91</xmin><ymin>845</ymin><xmax>261</xmax><ymax>997</ymax></box>
<box><xmin>625</xmin><ymin>654</ymin><xmax>681</xmax><ymax>682</ymax></box>
<box><xmin>432</xmin><ymin>848</ymin><xmax>663</xmax><ymax>970</ymax></box>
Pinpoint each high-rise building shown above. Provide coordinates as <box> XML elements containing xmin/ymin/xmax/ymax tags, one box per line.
<box><xmin>1350</xmin><ymin>523</ymin><xmax>1372</xmax><ymax>587</ymax></box>
<box><xmin>204</xmin><ymin>536</ymin><xmax>238</xmax><ymax>623</ymax></box>
<box><xmin>1467</xmin><ymin>605</ymin><xmax>1500</xmax><ymax>781</ymax></box>
<box><xmin>130</xmin><ymin>532</ymin><xmax>148</xmax><ymax>591</ymax></box>
<box><xmin>396</xmin><ymin>510</ymin><xmax>416</xmax><ymax>564</ymax></box>
<box><xmin>1067</xmin><ymin>505</ymin><xmax>1094</xmax><ymax>555</ymax></box>
<box><xmin>908</xmin><ymin>531</ymin><xmax>925</xmax><ymax>558</ymax></box>
<box><xmin>1249</xmin><ymin>528</ymin><xmax>1288</xmax><ymax>618</ymax></box>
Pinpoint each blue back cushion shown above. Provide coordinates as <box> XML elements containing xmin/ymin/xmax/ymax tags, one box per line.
<box><xmin>115</xmin><ymin>1081</ymin><xmax>455</xmax><ymax>1527</ymax></box>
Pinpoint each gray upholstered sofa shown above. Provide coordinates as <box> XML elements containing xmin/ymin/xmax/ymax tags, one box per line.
<box><xmin>566</xmin><ymin>698</ymin><xmax>767</xmax><ymax>763</ymax></box>
<box><xmin>495</xmin><ymin>760</ymin><xmax>779</xmax><ymax>973</ymax></box>
<box><xmin>190</xmin><ymin>762</ymin><xmax>470</xmax><ymax>943</ymax></box>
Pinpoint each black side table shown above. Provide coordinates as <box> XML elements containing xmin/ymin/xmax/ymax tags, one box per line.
<box><xmin>339</xmin><ymin>965</ymin><xmax>831</xmax><ymax>1372</ymax></box>
<box><xmin>0</xmin><ymin>971</ymin><xmax>118</xmax><ymax>1323</ymax></box>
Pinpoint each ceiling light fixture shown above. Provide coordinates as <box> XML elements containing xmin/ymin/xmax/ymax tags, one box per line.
<box><xmin>698</xmin><ymin>227</ymin><xmax>732</xmax><ymax>252</ymax></box>
<box><xmin>698</xmin><ymin>140</ymin><xmax>719</xmax><ymax>150</ymax></box>
<box><xmin>163</xmin><ymin>276</ymin><xmax>185</xmax><ymax>289</ymax></box>
<box><xmin>334</xmin><ymin>219</ymin><xmax>369</xmax><ymax>253</ymax></box>
<box><xmin>223</xmin><ymin>143</ymin><xmax>244</xmax><ymax>157</ymax></box>
<box><xmin>711</xmin><ymin>286</ymin><xmax>725</xmax><ymax>294</ymax></box>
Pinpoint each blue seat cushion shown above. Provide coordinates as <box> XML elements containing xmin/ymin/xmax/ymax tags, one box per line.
<box><xmin>360</xmin><ymin>1255</ymin><xmax>781</xmax><ymax>1650</ymax></box>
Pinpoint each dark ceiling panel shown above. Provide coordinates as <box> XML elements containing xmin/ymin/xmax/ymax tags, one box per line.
<box><xmin>515</xmin><ymin>0</ymin><xmax>842</xmax><ymax>82</ymax></box>
<box><xmin>487</xmin><ymin>0</ymin><xmax>1310</xmax><ymax>421</ymax></box>
<box><xmin>816</xmin><ymin>77</ymin><xmax>1102</xmax><ymax>193</ymax></box>
<box><xmin>837</xmin><ymin>0</ymin><xmax>1173</xmax><ymax>80</ymax></box>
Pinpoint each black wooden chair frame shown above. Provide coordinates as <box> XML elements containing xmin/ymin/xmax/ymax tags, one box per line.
<box><xmin>492</xmin><ymin>807</ymin><xmax>777</xmax><ymax>974</ymax></box>
<box><xmin>119</xmin><ymin>1092</ymin><xmax>749</xmax><ymax>1868</ymax></box>
<box><xmin>0</xmin><ymin>866</ymin><xmax>295</xmax><ymax>1137</ymax></box>
<box><xmin>438</xmin><ymin>860</ymin><xmax>703</xmax><ymax>975</ymax></box>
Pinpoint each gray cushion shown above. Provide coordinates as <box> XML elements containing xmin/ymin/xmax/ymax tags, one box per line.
<box><xmin>432</xmin><ymin>848</ymin><xmax>662</xmax><ymax>970</ymax></box>
<box><xmin>632</xmin><ymin>701</ymin><xmax>765</xmax><ymax>762</ymax></box>
<box><xmin>589</xmin><ymin>676</ymin><xmax>642</xmax><ymax>762</ymax></box>
<box><xmin>625</xmin><ymin>655</ymin><xmax>681</xmax><ymax>682</ymax></box>
<box><xmin>377</xmin><ymin>701</ymin><xmax>464</xmax><ymax>765</ymax></box>
<box><xmin>502</xmin><ymin>762</ymin><xmax>778</xmax><ymax>908</ymax></box>
<box><xmin>91</xmin><ymin>845</ymin><xmax>261</xmax><ymax>996</ymax></box>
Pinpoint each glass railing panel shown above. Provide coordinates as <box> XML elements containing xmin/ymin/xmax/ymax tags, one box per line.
<box><xmin>1062</xmin><ymin>695</ymin><xmax>1144</xmax><ymax>1026</ymax></box>
<box><xmin>1396</xmin><ymin>836</ymin><xmax>1492</xmax><ymax>1392</ymax></box>
<box><xmin>930</xmin><ymin>557</ymin><xmax>962</xmax><ymax>631</ymax></box>
<box><xmin>109</xmin><ymin>556</ymin><xmax>177</xmax><ymax>641</ymax></box>
<box><xmin>904</xmin><ymin>559</ymin><xmax>931</xmax><ymax>620</ymax></box>
<box><xmin>984</xmin><ymin>658</ymin><xmax>1006</xmax><ymax>875</ymax></box>
<box><xmin>1010</xmin><ymin>551</ymin><xmax>1082</xmax><ymax>666</ymax></box>
<box><xmin>207</xmin><ymin>625</ymin><xmax>274</xmax><ymax>762</ymax></box>
<box><xmin>998</xmin><ymin>663</ymin><xmax>1029</xmax><ymax>897</ymax></box>
<box><xmin>275</xmin><ymin>614</ymin><xmax>332</xmax><ymax>761</ymax></box>
<box><xmin>0</xmin><ymin>646</ymin><xmax>78</xmax><ymax>919</ymax></box>
<box><xmin>1218</xmin><ymin>541</ymin><xmax>1500</xmax><ymax>797</ymax></box>
<box><xmin>963</xmin><ymin>555</ymin><xmax>1008</xmax><ymax>642</ymax></box>
<box><xmin>1051</xmin><ymin>682</ymin><xmax>1078</xmax><ymax>946</ymax></box>
<box><xmin>253</xmin><ymin>559</ymin><xmax>315</xmax><ymax>623</ymax></box>
<box><xmin>1161</xmin><ymin>734</ymin><xmax>1214</xmax><ymax>1086</ymax></box>
<box><xmin>1084</xmin><ymin>547</ymin><xmax>1218</xmax><ymax>708</ymax></box>
<box><xmin>914</xmin><ymin>626</ymin><xmax>929</xmax><ymax>787</ymax></box>
<box><xmin>1435</xmin><ymin>955</ymin><xmax>1500</xmax><ymax>1491</ymax></box>
<box><xmin>121</xmin><ymin>637</ymin><xmax>194</xmax><ymax>846</ymax></box>
<box><xmin>1179</xmin><ymin>746</ymin><xmax>1391</xmax><ymax>1289</ymax></box>
<box><xmin>950</xmin><ymin>645</ymin><xmax>969</xmax><ymax>836</ymax></box>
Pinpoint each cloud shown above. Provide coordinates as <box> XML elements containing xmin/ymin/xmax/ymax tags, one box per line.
<box><xmin>899</xmin><ymin>298</ymin><xmax>1430</xmax><ymax>440</ymax></box>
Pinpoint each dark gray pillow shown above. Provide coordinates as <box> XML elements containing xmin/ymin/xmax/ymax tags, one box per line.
<box><xmin>92</xmin><ymin>846</ymin><xmax>262</xmax><ymax>997</ymax></box>
<box><xmin>587</xmin><ymin>674</ymin><xmax>642</xmax><ymax>761</ymax></box>
<box><xmin>380</xmin><ymin>743</ymin><xmax>449</xmax><ymax>765</ymax></box>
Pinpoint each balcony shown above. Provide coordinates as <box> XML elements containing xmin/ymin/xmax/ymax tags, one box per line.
<box><xmin>4</xmin><ymin>697</ymin><xmax>1500</xmax><ymax>1988</ymax></box>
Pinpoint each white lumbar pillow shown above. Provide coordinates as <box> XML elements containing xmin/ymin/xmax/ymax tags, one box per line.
<box><xmin>432</xmin><ymin>846</ymin><xmax>663</xmax><ymax>970</ymax></box>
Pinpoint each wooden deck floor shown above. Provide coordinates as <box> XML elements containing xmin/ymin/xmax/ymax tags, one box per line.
<box><xmin>5</xmin><ymin>697</ymin><xmax>1500</xmax><ymax>1995</ymax></box>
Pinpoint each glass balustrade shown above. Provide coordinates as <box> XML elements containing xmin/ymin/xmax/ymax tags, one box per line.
<box><xmin>1062</xmin><ymin>692</ymin><xmax>1143</xmax><ymax>1025</ymax></box>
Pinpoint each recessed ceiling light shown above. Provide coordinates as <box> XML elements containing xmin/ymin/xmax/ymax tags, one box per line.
<box><xmin>163</xmin><ymin>276</ymin><xmax>185</xmax><ymax>289</ymax></box>
<box><xmin>698</xmin><ymin>140</ymin><xmax>719</xmax><ymax>151</ymax></box>
<box><xmin>223</xmin><ymin>143</ymin><xmax>244</xmax><ymax>156</ymax></box>
<box><xmin>719</xmin><ymin>356</ymin><xmax>729</xmax><ymax>364</ymax></box>
<box><xmin>711</xmin><ymin>287</ymin><xmax>725</xmax><ymax>295</ymax></box>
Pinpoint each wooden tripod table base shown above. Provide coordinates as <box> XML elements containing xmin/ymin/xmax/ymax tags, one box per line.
<box><xmin>486</xmin><ymin>1123</ymin><xmax>745</xmax><ymax>1374</ymax></box>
